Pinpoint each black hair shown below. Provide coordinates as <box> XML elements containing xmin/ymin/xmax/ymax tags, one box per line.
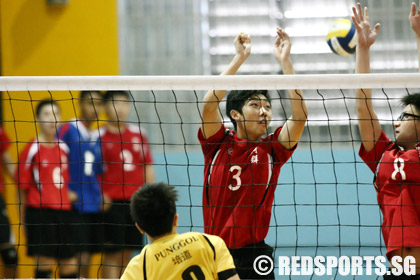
<box><xmin>80</xmin><ymin>90</ymin><xmax>103</xmax><ymax>101</ymax></box>
<box><xmin>130</xmin><ymin>182</ymin><xmax>178</xmax><ymax>237</ymax></box>
<box><xmin>103</xmin><ymin>90</ymin><xmax>130</xmax><ymax>102</ymax></box>
<box><xmin>402</xmin><ymin>93</ymin><xmax>420</xmax><ymax>114</ymax></box>
<box><xmin>226</xmin><ymin>90</ymin><xmax>271</xmax><ymax>130</ymax></box>
<box><xmin>36</xmin><ymin>99</ymin><xmax>59</xmax><ymax>118</ymax></box>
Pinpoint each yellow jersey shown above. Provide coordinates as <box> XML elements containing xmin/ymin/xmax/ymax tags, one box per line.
<box><xmin>121</xmin><ymin>232</ymin><xmax>237</xmax><ymax>280</ymax></box>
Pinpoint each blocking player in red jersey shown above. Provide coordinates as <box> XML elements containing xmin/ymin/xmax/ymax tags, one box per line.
<box><xmin>16</xmin><ymin>100</ymin><xmax>78</xmax><ymax>278</ymax></box>
<box><xmin>198</xmin><ymin>29</ymin><xmax>308</xmax><ymax>279</ymax></box>
<box><xmin>0</xmin><ymin>127</ymin><xmax>18</xmax><ymax>278</ymax></box>
<box><xmin>100</xmin><ymin>91</ymin><xmax>155</xmax><ymax>278</ymax></box>
<box><xmin>353</xmin><ymin>2</ymin><xmax>420</xmax><ymax>278</ymax></box>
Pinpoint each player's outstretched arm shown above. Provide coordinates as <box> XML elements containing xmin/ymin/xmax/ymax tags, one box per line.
<box><xmin>352</xmin><ymin>3</ymin><xmax>382</xmax><ymax>152</ymax></box>
<box><xmin>201</xmin><ymin>32</ymin><xmax>251</xmax><ymax>139</ymax></box>
<box><xmin>274</xmin><ymin>28</ymin><xmax>308</xmax><ymax>150</ymax></box>
<box><xmin>410</xmin><ymin>1</ymin><xmax>420</xmax><ymax>71</ymax></box>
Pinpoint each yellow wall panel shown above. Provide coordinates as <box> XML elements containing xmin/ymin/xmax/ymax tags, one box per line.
<box><xmin>1</xmin><ymin>0</ymin><xmax>119</xmax><ymax>76</ymax></box>
<box><xmin>0</xmin><ymin>0</ymin><xmax>119</xmax><ymax>277</ymax></box>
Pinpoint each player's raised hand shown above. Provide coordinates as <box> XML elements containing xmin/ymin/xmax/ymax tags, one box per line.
<box><xmin>410</xmin><ymin>1</ymin><xmax>420</xmax><ymax>38</ymax></box>
<box><xmin>352</xmin><ymin>3</ymin><xmax>380</xmax><ymax>49</ymax></box>
<box><xmin>274</xmin><ymin>27</ymin><xmax>292</xmax><ymax>65</ymax></box>
<box><xmin>234</xmin><ymin>32</ymin><xmax>251</xmax><ymax>58</ymax></box>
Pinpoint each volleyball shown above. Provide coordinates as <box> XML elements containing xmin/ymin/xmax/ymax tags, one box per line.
<box><xmin>326</xmin><ymin>18</ymin><xmax>357</xmax><ymax>56</ymax></box>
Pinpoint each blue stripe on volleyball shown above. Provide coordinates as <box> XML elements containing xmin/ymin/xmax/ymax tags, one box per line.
<box><xmin>338</xmin><ymin>23</ymin><xmax>356</xmax><ymax>54</ymax></box>
<box><xmin>327</xmin><ymin>40</ymin><xmax>339</xmax><ymax>55</ymax></box>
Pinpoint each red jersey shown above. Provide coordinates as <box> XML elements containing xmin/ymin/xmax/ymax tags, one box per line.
<box><xmin>100</xmin><ymin>124</ymin><xmax>153</xmax><ymax>200</ymax></box>
<box><xmin>360</xmin><ymin>131</ymin><xmax>420</xmax><ymax>259</ymax></box>
<box><xmin>0</xmin><ymin>127</ymin><xmax>11</xmax><ymax>191</ymax></box>
<box><xmin>198</xmin><ymin>125</ymin><xmax>295</xmax><ymax>249</ymax></box>
<box><xmin>16</xmin><ymin>140</ymin><xmax>71</xmax><ymax>210</ymax></box>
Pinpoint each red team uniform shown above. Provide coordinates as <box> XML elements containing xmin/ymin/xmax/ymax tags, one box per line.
<box><xmin>198</xmin><ymin>125</ymin><xmax>295</xmax><ymax>249</ymax></box>
<box><xmin>17</xmin><ymin>140</ymin><xmax>71</xmax><ymax>210</ymax></box>
<box><xmin>100</xmin><ymin>124</ymin><xmax>153</xmax><ymax>201</ymax></box>
<box><xmin>17</xmin><ymin>140</ymin><xmax>76</xmax><ymax>259</ymax></box>
<box><xmin>360</xmin><ymin>131</ymin><xmax>420</xmax><ymax>258</ymax></box>
<box><xmin>100</xmin><ymin>124</ymin><xmax>153</xmax><ymax>250</ymax></box>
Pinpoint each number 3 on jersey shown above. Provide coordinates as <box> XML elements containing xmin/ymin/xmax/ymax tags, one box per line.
<box><xmin>228</xmin><ymin>165</ymin><xmax>242</xmax><ymax>191</ymax></box>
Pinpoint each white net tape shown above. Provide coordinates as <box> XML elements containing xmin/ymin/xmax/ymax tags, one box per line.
<box><xmin>1</xmin><ymin>73</ymin><xmax>420</xmax><ymax>91</ymax></box>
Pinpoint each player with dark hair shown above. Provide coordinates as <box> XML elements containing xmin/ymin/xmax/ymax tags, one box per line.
<box><xmin>353</xmin><ymin>2</ymin><xmax>420</xmax><ymax>278</ymax></box>
<box><xmin>16</xmin><ymin>99</ymin><xmax>78</xmax><ymax>278</ymax></box>
<box><xmin>121</xmin><ymin>182</ymin><xmax>239</xmax><ymax>280</ymax></box>
<box><xmin>0</xmin><ymin>126</ymin><xmax>18</xmax><ymax>278</ymax></box>
<box><xmin>100</xmin><ymin>91</ymin><xmax>155</xmax><ymax>278</ymax></box>
<box><xmin>198</xmin><ymin>29</ymin><xmax>308</xmax><ymax>279</ymax></box>
<box><xmin>226</xmin><ymin>90</ymin><xmax>272</xmax><ymax>131</ymax></box>
<box><xmin>58</xmin><ymin>90</ymin><xmax>104</xmax><ymax>277</ymax></box>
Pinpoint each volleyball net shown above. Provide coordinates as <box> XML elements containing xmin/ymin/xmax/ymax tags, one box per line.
<box><xmin>1</xmin><ymin>73</ymin><xmax>420</xmax><ymax>278</ymax></box>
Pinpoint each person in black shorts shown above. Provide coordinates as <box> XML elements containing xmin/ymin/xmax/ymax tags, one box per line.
<box><xmin>100</xmin><ymin>91</ymin><xmax>155</xmax><ymax>278</ymax></box>
<box><xmin>16</xmin><ymin>100</ymin><xmax>78</xmax><ymax>278</ymax></box>
<box><xmin>58</xmin><ymin>91</ymin><xmax>105</xmax><ymax>277</ymax></box>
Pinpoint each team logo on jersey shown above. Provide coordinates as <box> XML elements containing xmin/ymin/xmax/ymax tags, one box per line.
<box><xmin>227</xmin><ymin>148</ymin><xmax>233</xmax><ymax>155</ymax></box>
<box><xmin>250</xmin><ymin>147</ymin><xmax>258</xmax><ymax>164</ymax></box>
<box><xmin>251</xmin><ymin>155</ymin><xmax>258</xmax><ymax>164</ymax></box>
<box><xmin>42</xmin><ymin>160</ymin><xmax>49</xmax><ymax>167</ymax></box>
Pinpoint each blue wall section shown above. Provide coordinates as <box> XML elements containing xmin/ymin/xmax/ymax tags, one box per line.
<box><xmin>152</xmin><ymin>147</ymin><xmax>386</xmax><ymax>279</ymax></box>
